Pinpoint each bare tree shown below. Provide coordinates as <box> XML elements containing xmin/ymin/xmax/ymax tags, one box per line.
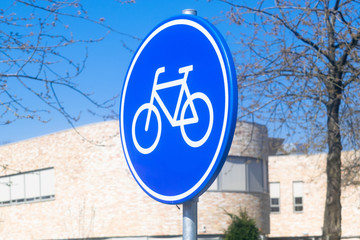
<box><xmin>218</xmin><ymin>0</ymin><xmax>360</xmax><ymax>239</ymax></box>
<box><xmin>0</xmin><ymin>0</ymin><xmax>137</xmax><ymax>128</ymax></box>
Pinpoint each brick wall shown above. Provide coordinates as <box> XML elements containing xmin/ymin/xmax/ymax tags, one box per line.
<box><xmin>269</xmin><ymin>153</ymin><xmax>360</xmax><ymax>239</ymax></box>
<box><xmin>229</xmin><ymin>121</ymin><xmax>269</xmax><ymax>161</ymax></box>
<box><xmin>0</xmin><ymin>121</ymin><xmax>270</xmax><ymax>239</ymax></box>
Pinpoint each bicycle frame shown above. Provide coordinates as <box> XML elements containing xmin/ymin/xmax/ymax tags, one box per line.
<box><xmin>145</xmin><ymin>65</ymin><xmax>198</xmax><ymax>131</ymax></box>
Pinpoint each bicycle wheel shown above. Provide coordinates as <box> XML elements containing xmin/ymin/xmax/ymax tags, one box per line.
<box><xmin>132</xmin><ymin>103</ymin><xmax>162</xmax><ymax>154</ymax></box>
<box><xmin>180</xmin><ymin>92</ymin><xmax>213</xmax><ymax>147</ymax></box>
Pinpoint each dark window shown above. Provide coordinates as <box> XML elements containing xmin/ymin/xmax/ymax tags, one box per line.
<box><xmin>270</xmin><ymin>182</ymin><xmax>280</xmax><ymax>213</ymax></box>
<box><xmin>271</xmin><ymin>198</ymin><xmax>279</xmax><ymax>205</ymax></box>
<box><xmin>293</xmin><ymin>181</ymin><xmax>304</xmax><ymax>212</ymax></box>
<box><xmin>208</xmin><ymin>157</ymin><xmax>266</xmax><ymax>193</ymax></box>
<box><xmin>248</xmin><ymin>159</ymin><xmax>264</xmax><ymax>192</ymax></box>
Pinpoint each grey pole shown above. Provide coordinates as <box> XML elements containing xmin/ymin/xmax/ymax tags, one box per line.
<box><xmin>183</xmin><ymin>198</ymin><xmax>198</xmax><ymax>240</ymax></box>
<box><xmin>182</xmin><ymin>8</ymin><xmax>198</xmax><ymax>240</ymax></box>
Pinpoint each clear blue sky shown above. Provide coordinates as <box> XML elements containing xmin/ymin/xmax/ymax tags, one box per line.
<box><xmin>0</xmin><ymin>0</ymin><xmax>237</xmax><ymax>144</ymax></box>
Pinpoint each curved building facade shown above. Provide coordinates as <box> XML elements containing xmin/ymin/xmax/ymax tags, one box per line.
<box><xmin>0</xmin><ymin>121</ymin><xmax>270</xmax><ymax>239</ymax></box>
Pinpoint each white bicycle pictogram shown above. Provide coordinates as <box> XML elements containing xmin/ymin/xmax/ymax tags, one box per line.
<box><xmin>132</xmin><ymin>65</ymin><xmax>214</xmax><ymax>154</ymax></box>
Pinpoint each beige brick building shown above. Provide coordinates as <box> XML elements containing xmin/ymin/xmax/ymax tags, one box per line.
<box><xmin>268</xmin><ymin>152</ymin><xmax>360</xmax><ymax>239</ymax></box>
<box><xmin>2</xmin><ymin>120</ymin><xmax>359</xmax><ymax>240</ymax></box>
<box><xmin>0</xmin><ymin>121</ymin><xmax>270</xmax><ymax>240</ymax></box>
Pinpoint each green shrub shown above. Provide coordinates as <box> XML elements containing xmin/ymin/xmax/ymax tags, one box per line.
<box><xmin>224</xmin><ymin>209</ymin><xmax>261</xmax><ymax>240</ymax></box>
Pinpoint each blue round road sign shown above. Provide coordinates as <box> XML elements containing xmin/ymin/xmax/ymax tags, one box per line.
<box><xmin>120</xmin><ymin>14</ymin><xmax>237</xmax><ymax>204</ymax></box>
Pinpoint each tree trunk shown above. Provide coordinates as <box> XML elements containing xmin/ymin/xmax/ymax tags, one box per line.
<box><xmin>322</xmin><ymin>92</ymin><xmax>342</xmax><ymax>240</ymax></box>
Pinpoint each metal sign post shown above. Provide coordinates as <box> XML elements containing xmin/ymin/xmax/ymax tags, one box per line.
<box><xmin>183</xmin><ymin>198</ymin><xmax>198</xmax><ymax>240</ymax></box>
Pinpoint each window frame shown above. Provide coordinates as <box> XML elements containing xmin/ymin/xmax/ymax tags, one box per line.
<box><xmin>208</xmin><ymin>156</ymin><xmax>266</xmax><ymax>193</ymax></box>
<box><xmin>269</xmin><ymin>182</ymin><xmax>280</xmax><ymax>213</ymax></box>
<box><xmin>0</xmin><ymin>167</ymin><xmax>55</xmax><ymax>206</ymax></box>
<box><xmin>293</xmin><ymin>181</ymin><xmax>304</xmax><ymax>213</ymax></box>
